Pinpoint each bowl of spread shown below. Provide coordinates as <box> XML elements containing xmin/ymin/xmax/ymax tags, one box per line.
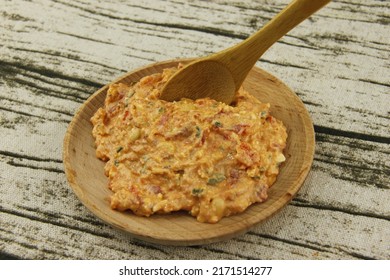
<box><xmin>63</xmin><ymin>59</ymin><xmax>315</xmax><ymax>245</ymax></box>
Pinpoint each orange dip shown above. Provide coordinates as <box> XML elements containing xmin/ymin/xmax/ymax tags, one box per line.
<box><xmin>91</xmin><ymin>66</ymin><xmax>287</xmax><ymax>223</ymax></box>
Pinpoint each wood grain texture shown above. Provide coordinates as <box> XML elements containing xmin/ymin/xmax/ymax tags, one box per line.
<box><xmin>1</xmin><ymin>0</ymin><xmax>389</xmax><ymax>259</ymax></box>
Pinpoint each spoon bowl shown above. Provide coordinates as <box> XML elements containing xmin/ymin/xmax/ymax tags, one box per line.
<box><xmin>63</xmin><ymin>59</ymin><xmax>315</xmax><ymax>245</ymax></box>
<box><xmin>159</xmin><ymin>60</ymin><xmax>236</xmax><ymax>103</ymax></box>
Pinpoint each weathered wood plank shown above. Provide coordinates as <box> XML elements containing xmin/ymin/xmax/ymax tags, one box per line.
<box><xmin>1</xmin><ymin>0</ymin><xmax>388</xmax><ymax>139</ymax></box>
<box><xmin>250</xmin><ymin>204</ymin><xmax>390</xmax><ymax>259</ymax></box>
<box><xmin>1</xmin><ymin>202</ymin><xmax>388</xmax><ymax>259</ymax></box>
<box><xmin>1</xmin><ymin>127</ymin><xmax>389</xmax><ymax>259</ymax></box>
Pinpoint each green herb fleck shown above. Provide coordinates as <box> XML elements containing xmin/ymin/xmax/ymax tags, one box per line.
<box><xmin>191</xmin><ymin>188</ymin><xmax>204</xmax><ymax>196</ymax></box>
<box><xmin>195</xmin><ymin>126</ymin><xmax>201</xmax><ymax>137</ymax></box>
<box><xmin>128</xmin><ymin>89</ymin><xmax>135</xmax><ymax>98</ymax></box>
<box><xmin>158</xmin><ymin>107</ymin><xmax>165</xmax><ymax>113</ymax></box>
<box><xmin>116</xmin><ymin>146</ymin><xmax>123</xmax><ymax>153</ymax></box>
<box><xmin>114</xmin><ymin>160</ymin><xmax>119</xmax><ymax>167</ymax></box>
<box><xmin>124</xmin><ymin>97</ymin><xmax>130</xmax><ymax>107</ymax></box>
<box><xmin>207</xmin><ymin>173</ymin><xmax>226</xmax><ymax>185</ymax></box>
<box><xmin>214</xmin><ymin>121</ymin><xmax>222</xmax><ymax>127</ymax></box>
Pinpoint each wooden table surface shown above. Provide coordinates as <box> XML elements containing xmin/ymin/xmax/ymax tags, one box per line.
<box><xmin>1</xmin><ymin>0</ymin><xmax>389</xmax><ymax>260</ymax></box>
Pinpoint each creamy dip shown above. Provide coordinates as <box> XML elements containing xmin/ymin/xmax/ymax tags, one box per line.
<box><xmin>91</xmin><ymin>65</ymin><xmax>287</xmax><ymax>223</ymax></box>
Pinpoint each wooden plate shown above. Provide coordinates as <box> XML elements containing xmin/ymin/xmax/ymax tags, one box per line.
<box><xmin>63</xmin><ymin>59</ymin><xmax>315</xmax><ymax>246</ymax></box>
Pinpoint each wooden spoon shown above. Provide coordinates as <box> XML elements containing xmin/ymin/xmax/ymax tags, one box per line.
<box><xmin>160</xmin><ymin>0</ymin><xmax>331</xmax><ymax>104</ymax></box>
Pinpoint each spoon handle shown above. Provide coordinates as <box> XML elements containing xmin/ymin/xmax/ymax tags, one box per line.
<box><xmin>212</xmin><ymin>0</ymin><xmax>332</xmax><ymax>90</ymax></box>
